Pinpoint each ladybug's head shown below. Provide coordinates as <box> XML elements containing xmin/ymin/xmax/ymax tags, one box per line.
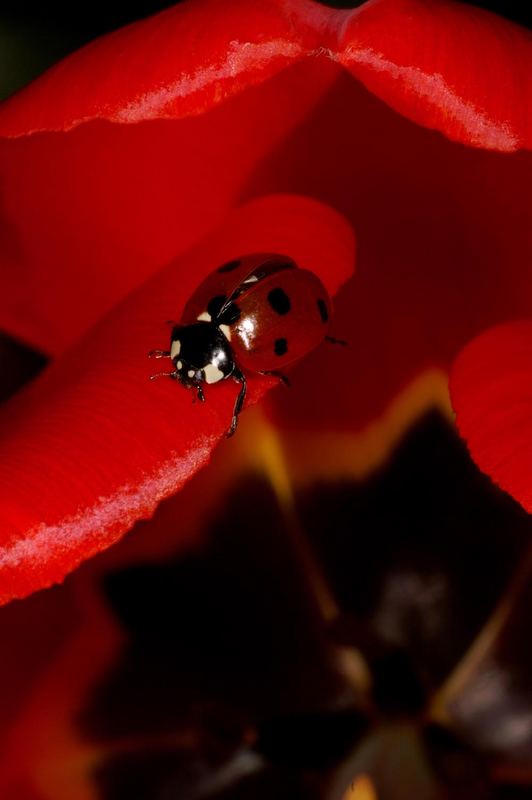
<box><xmin>170</xmin><ymin>322</ymin><xmax>235</xmax><ymax>388</ymax></box>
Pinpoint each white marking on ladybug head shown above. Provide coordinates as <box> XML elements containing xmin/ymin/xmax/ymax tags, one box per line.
<box><xmin>197</xmin><ymin>311</ymin><xmax>211</xmax><ymax>322</ymax></box>
<box><xmin>176</xmin><ymin>360</ymin><xmax>183</xmax><ymax>370</ymax></box>
<box><xmin>203</xmin><ymin>363</ymin><xmax>225</xmax><ymax>384</ymax></box>
<box><xmin>170</xmin><ymin>339</ymin><xmax>181</xmax><ymax>359</ymax></box>
<box><xmin>188</xmin><ymin>370</ymin><xmax>196</xmax><ymax>379</ymax></box>
<box><xmin>219</xmin><ymin>324</ymin><xmax>232</xmax><ymax>341</ymax></box>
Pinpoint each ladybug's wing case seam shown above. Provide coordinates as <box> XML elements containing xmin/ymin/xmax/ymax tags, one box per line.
<box><xmin>180</xmin><ymin>254</ymin><xmax>296</xmax><ymax>326</ymax></box>
<box><xmin>215</xmin><ymin>256</ymin><xmax>297</xmax><ymax>322</ymax></box>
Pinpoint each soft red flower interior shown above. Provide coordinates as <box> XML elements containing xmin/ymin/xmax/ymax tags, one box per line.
<box><xmin>253</xmin><ymin>74</ymin><xmax>532</xmax><ymax>432</ymax></box>
<box><xmin>1</xmin><ymin>0</ymin><xmax>531</xmax><ymax>357</ymax></box>
<box><xmin>0</xmin><ymin>0</ymin><xmax>531</xmax><ymax>602</ymax></box>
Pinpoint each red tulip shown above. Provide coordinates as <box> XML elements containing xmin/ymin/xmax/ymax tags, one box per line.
<box><xmin>0</xmin><ymin>0</ymin><xmax>530</xmax><ymax>610</ymax></box>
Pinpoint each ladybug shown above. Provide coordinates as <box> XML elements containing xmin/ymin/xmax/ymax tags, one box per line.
<box><xmin>149</xmin><ymin>253</ymin><xmax>342</xmax><ymax>436</ymax></box>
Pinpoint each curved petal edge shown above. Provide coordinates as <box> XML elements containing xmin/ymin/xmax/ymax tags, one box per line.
<box><xmin>451</xmin><ymin>321</ymin><xmax>532</xmax><ymax>512</ymax></box>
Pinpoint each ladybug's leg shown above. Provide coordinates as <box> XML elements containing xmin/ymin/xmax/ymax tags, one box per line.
<box><xmin>148</xmin><ymin>349</ymin><xmax>172</xmax><ymax>359</ymax></box>
<box><xmin>325</xmin><ymin>336</ymin><xmax>348</xmax><ymax>347</ymax></box>
<box><xmin>149</xmin><ymin>370</ymin><xmax>178</xmax><ymax>380</ymax></box>
<box><xmin>259</xmin><ymin>370</ymin><xmax>291</xmax><ymax>388</ymax></box>
<box><xmin>226</xmin><ymin>369</ymin><xmax>247</xmax><ymax>438</ymax></box>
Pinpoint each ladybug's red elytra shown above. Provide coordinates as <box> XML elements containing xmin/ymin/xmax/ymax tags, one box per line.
<box><xmin>149</xmin><ymin>253</ymin><xmax>342</xmax><ymax>436</ymax></box>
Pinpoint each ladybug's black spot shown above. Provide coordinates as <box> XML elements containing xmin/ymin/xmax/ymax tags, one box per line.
<box><xmin>268</xmin><ymin>288</ymin><xmax>291</xmax><ymax>316</ymax></box>
<box><xmin>207</xmin><ymin>295</ymin><xmax>227</xmax><ymax>319</ymax></box>
<box><xmin>317</xmin><ymin>298</ymin><xmax>329</xmax><ymax>323</ymax></box>
<box><xmin>218</xmin><ymin>259</ymin><xmax>241</xmax><ymax>273</ymax></box>
<box><xmin>274</xmin><ymin>338</ymin><xmax>288</xmax><ymax>357</ymax></box>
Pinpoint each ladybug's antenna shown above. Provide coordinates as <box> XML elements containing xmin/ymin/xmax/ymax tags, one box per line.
<box><xmin>325</xmin><ymin>335</ymin><xmax>348</xmax><ymax>347</ymax></box>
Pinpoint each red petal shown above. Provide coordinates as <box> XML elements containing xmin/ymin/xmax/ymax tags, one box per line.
<box><xmin>0</xmin><ymin>588</ymin><xmax>80</xmax><ymax>746</ymax></box>
<box><xmin>0</xmin><ymin>0</ymin><xmax>530</xmax><ymax>354</ymax></box>
<box><xmin>0</xmin><ymin>194</ymin><xmax>354</xmax><ymax>605</ymax></box>
<box><xmin>450</xmin><ymin>321</ymin><xmax>532</xmax><ymax>513</ymax></box>
<box><xmin>1</xmin><ymin>0</ymin><xmax>530</xmax><ymax>150</ymax></box>
<box><xmin>0</xmin><ymin>0</ymin><xmax>332</xmax><ymax>135</ymax></box>
<box><xmin>339</xmin><ymin>0</ymin><xmax>532</xmax><ymax>152</ymax></box>
<box><xmin>0</xmin><ymin>576</ymin><xmax>121</xmax><ymax>799</ymax></box>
